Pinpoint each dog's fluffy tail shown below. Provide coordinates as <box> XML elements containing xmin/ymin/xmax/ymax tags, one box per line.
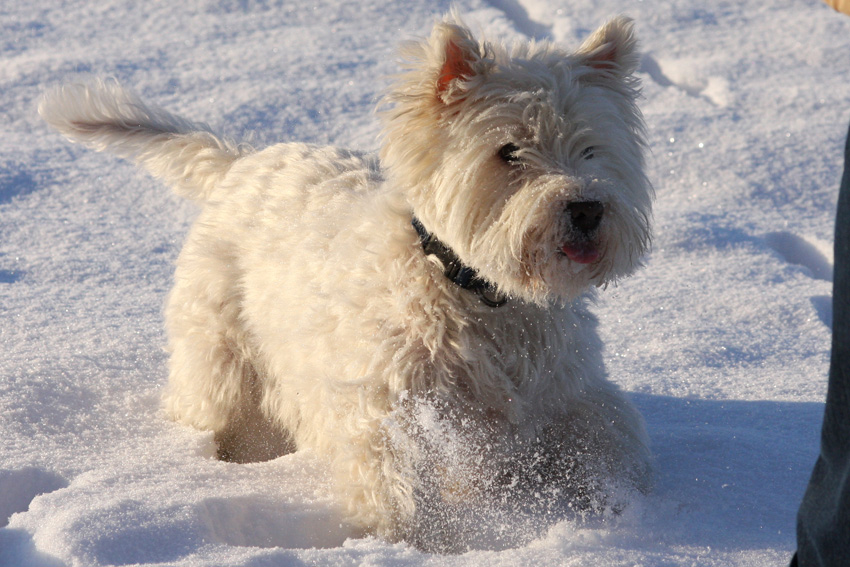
<box><xmin>39</xmin><ymin>79</ymin><xmax>248</xmax><ymax>203</ymax></box>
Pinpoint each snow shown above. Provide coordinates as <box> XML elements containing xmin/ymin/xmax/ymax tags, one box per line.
<box><xmin>2</xmin><ymin>0</ymin><xmax>849</xmax><ymax>565</ymax></box>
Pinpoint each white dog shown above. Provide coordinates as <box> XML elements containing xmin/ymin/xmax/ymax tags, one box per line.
<box><xmin>40</xmin><ymin>13</ymin><xmax>654</xmax><ymax>551</ymax></box>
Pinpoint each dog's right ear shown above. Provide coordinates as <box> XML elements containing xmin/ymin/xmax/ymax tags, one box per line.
<box><xmin>431</xmin><ymin>20</ymin><xmax>485</xmax><ymax>104</ymax></box>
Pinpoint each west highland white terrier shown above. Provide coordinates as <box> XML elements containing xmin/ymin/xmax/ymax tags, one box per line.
<box><xmin>40</xmin><ymin>13</ymin><xmax>654</xmax><ymax>551</ymax></box>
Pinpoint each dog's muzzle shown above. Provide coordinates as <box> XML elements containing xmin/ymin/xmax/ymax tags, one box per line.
<box><xmin>562</xmin><ymin>201</ymin><xmax>604</xmax><ymax>264</ymax></box>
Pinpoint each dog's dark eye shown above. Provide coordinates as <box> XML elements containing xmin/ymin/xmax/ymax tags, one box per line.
<box><xmin>498</xmin><ymin>143</ymin><xmax>521</xmax><ymax>164</ymax></box>
<box><xmin>581</xmin><ymin>146</ymin><xmax>596</xmax><ymax>160</ymax></box>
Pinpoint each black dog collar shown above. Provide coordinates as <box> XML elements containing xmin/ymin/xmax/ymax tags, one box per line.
<box><xmin>411</xmin><ymin>217</ymin><xmax>508</xmax><ymax>308</ymax></box>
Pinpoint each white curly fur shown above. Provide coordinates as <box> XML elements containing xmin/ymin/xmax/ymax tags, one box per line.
<box><xmin>40</xmin><ymin>13</ymin><xmax>654</xmax><ymax>551</ymax></box>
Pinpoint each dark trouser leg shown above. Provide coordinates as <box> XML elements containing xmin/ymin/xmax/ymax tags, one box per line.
<box><xmin>795</xmin><ymin>121</ymin><xmax>850</xmax><ymax>565</ymax></box>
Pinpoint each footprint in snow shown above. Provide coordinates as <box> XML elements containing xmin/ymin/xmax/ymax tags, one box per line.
<box><xmin>765</xmin><ymin>231</ymin><xmax>833</xmax><ymax>282</ymax></box>
<box><xmin>485</xmin><ymin>0</ymin><xmax>553</xmax><ymax>41</ymax></box>
<box><xmin>640</xmin><ymin>53</ymin><xmax>732</xmax><ymax>107</ymax></box>
<box><xmin>0</xmin><ymin>467</ymin><xmax>69</xmax><ymax>527</ymax></box>
<box><xmin>765</xmin><ymin>231</ymin><xmax>834</xmax><ymax>328</ymax></box>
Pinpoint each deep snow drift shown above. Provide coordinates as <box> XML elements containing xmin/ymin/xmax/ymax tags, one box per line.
<box><xmin>2</xmin><ymin>1</ymin><xmax>850</xmax><ymax>566</ymax></box>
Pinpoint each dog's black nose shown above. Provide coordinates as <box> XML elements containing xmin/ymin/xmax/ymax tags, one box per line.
<box><xmin>567</xmin><ymin>201</ymin><xmax>604</xmax><ymax>234</ymax></box>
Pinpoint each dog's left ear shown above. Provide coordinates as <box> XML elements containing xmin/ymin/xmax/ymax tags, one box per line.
<box><xmin>432</xmin><ymin>19</ymin><xmax>485</xmax><ymax>103</ymax></box>
<box><xmin>577</xmin><ymin>16</ymin><xmax>640</xmax><ymax>77</ymax></box>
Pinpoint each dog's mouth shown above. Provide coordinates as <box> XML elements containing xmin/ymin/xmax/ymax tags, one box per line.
<box><xmin>561</xmin><ymin>242</ymin><xmax>599</xmax><ymax>264</ymax></box>
<box><xmin>560</xmin><ymin>200</ymin><xmax>604</xmax><ymax>264</ymax></box>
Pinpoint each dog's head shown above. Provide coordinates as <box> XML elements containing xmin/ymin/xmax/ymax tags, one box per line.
<box><xmin>381</xmin><ymin>14</ymin><xmax>653</xmax><ymax>304</ymax></box>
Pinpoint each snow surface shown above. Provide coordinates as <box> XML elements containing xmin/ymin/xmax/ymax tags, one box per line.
<box><xmin>3</xmin><ymin>0</ymin><xmax>850</xmax><ymax>565</ymax></box>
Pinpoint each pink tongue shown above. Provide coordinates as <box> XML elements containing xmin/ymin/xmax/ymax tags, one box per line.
<box><xmin>562</xmin><ymin>243</ymin><xmax>599</xmax><ymax>264</ymax></box>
